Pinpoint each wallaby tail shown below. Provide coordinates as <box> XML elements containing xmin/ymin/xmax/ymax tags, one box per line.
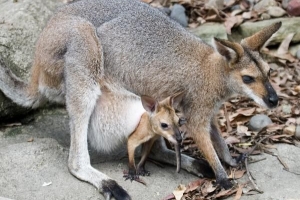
<box><xmin>102</xmin><ymin>180</ymin><xmax>131</xmax><ymax>200</ymax></box>
<box><xmin>0</xmin><ymin>59</ymin><xmax>44</xmax><ymax>109</ymax></box>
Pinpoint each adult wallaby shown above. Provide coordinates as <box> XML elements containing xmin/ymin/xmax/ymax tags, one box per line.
<box><xmin>0</xmin><ymin>0</ymin><xmax>281</xmax><ymax>199</ymax></box>
<box><xmin>125</xmin><ymin>92</ymin><xmax>186</xmax><ymax>183</ymax></box>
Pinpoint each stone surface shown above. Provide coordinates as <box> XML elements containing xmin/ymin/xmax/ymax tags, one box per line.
<box><xmin>190</xmin><ymin>23</ymin><xmax>228</xmax><ymax>44</ymax></box>
<box><xmin>170</xmin><ymin>4</ymin><xmax>188</xmax><ymax>27</ymax></box>
<box><xmin>296</xmin><ymin>49</ymin><xmax>300</xmax><ymax>59</ymax></box>
<box><xmin>282</xmin><ymin>0</ymin><xmax>292</xmax><ymax>8</ymax></box>
<box><xmin>229</xmin><ymin>18</ymin><xmax>300</xmax><ymax>45</ymax></box>
<box><xmin>1</xmin><ymin>109</ymin><xmax>300</xmax><ymax>200</ymax></box>
<box><xmin>253</xmin><ymin>0</ymin><xmax>278</xmax><ymax>12</ymax></box>
<box><xmin>267</xmin><ymin>6</ymin><xmax>287</xmax><ymax>17</ymax></box>
<box><xmin>295</xmin><ymin>125</ymin><xmax>300</xmax><ymax>139</ymax></box>
<box><xmin>287</xmin><ymin>0</ymin><xmax>300</xmax><ymax>16</ymax></box>
<box><xmin>0</xmin><ymin>0</ymin><xmax>63</xmax><ymax>120</ymax></box>
<box><xmin>248</xmin><ymin>114</ymin><xmax>272</xmax><ymax>131</ymax></box>
<box><xmin>0</xmin><ymin>108</ymin><xmax>200</xmax><ymax>200</ymax></box>
<box><xmin>238</xmin><ymin>144</ymin><xmax>300</xmax><ymax>200</ymax></box>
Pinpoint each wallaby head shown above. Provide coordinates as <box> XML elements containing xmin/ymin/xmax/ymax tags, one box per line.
<box><xmin>212</xmin><ymin>22</ymin><xmax>281</xmax><ymax>108</ymax></box>
<box><xmin>141</xmin><ymin>91</ymin><xmax>186</xmax><ymax>145</ymax></box>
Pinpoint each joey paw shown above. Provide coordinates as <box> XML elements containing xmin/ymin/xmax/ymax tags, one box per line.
<box><xmin>123</xmin><ymin>169</ymin><xmax>146</xmax><ymax>185</ymax></box>
<box><xmin>137</xmin><ymin>168</ymin><xmax>150</xmax><ymax>176</ymax></box>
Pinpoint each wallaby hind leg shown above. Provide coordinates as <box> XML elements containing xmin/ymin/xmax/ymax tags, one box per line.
<box><xmin>149</xmin><ymin>137</ymin><xmax>214</xmax><ymax>178</ymax></box>
<box><xmin>55</xmin><ymin>16</ymin><xmax>130</xmax><ymax>200</ymax></box>
<box><xmin>210</xmin><ymin>120</ymin><xmax>238</xmax><ymax>167</ymax></box>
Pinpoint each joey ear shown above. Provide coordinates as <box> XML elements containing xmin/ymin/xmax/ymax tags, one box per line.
<box><xmin>241</xmin><ymin>22</ymin><xmax>282</xmax><ymax>51</ymax></box>
<box><xmin>170</xmin><ymin>91</ymin><xmax>185</xmax><ymax>108</ymax></box>
<box><xmin>213</xmin><ymin>38</ymin><xmax>244</xmax><ymax>64</ymax></box>
<box><xmin>141</xmin><ymin>95</ymin><xmax>158</xmax><ymax>113</ymax></box>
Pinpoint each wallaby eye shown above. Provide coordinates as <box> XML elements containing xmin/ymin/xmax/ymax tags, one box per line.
<box><xmin>161</xmin><ymin>123</ymin><xmax>168</xmax><ymax>129</ymax></box>
<box><xmin>242</xmin><ymin>75</ymin><xmax>255</xmax><ymax>84</ymax></box>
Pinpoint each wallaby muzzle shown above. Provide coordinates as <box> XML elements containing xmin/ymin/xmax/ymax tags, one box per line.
<box><xmin>263</xmin><ymin>81</ymin><xmax>278</xmax><ymax>108</ymax></box>
<box><xmin>172</xmin><ymin>127</ymin><xmax>182</xmax><ymax>173</ymax></box>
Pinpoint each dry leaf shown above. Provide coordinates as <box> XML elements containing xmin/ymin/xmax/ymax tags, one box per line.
<box><xmin>234</xmin><ymin>184</ymin><xmax>244</xmax><ymax>200</ymax></box>
<box><xmin>277</xmin><ymin>33</ymin><xmax>295</xmax><ymax>55</ymax></box>
<box><xmin>173</xmin><ymin>184</ymin><xmax>186</xmax><ymax>200</ymax></box>
<box><xmin>225</xmin><ymin>136</ymin><xmax>240</xmax><ymax>144</ymax></box>
<box><xmin>185</xmin><ymin>179</ymin><xmax>206</xmax><ymax>193</ymax></box>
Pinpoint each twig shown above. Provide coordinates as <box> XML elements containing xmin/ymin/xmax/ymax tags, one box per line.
<box><xmin>263</xmin><ymin>150</ymin><xmax>289</xmax><ymax>170</ymax></box>
<box><xmin>245</xmin><ymin>158</ymin><xmax>263</xmax><ymax>193</ymax></box>
<box><xmin>283</xmin><ymin>168</ymin><xmax>300</xmax><ymax>176</ymax></box>
<box><xmin>243</xmin><ymin>134</ymin><xmax>273</xmax><ymax>194</ymax></box>
<box><xmin>248</xmin><ymin>157</ymin><xmax>266</xmax><ymax>164</ymax></box>
<box><xmin>248</xmin><ymin>133</ymin><xmax>274</xmax><ymax>155</ymax></box>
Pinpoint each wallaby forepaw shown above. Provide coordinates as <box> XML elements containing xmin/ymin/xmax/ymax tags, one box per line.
<box><xmin>123</xmin><ymin>170</ymin><xmax>146</xmax><ymax>185</ymax></box>
<box><xmin>137</xmin><ymin>168</ymin><xmax>151</xmax><ymax>176</ymax></box>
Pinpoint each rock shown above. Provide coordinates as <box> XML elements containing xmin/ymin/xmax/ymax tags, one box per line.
<box><xmin>231</xmin><ymin>4</ymin><xmax>241</xmax><ymax>11</ymax></box>
<box><xmin>0</xmin><ymin>0</ymin><xmax>63</xmax><ymax>121</ymax></box>
<box><xmin>229</xmin><ymin>18</ymin><xmax>300</xmax><ymax>45</ymax></box>
<box><xmin>170</xmin><ymin>4</ymin><xmax>188</xmax><ymax>27</ymax></box>
<box><xmin>283</xmin><ymin>125</ymin><xmax>296</xmax><ymax>136</ymax></box>
<box><xmin>190</xmin><ymin>23</ymin><xmax>227</xmax><ymax>44</ymax></box>
<box><xmin>261</xmin><ymin>13</ymin><xmax>271</xmax><ymax>20</ymax></box>
<box><xmin>287</xmin><ymin>0</ymin><xmax>300</xmax><ymax>16</ymax></box>
<box><xmin>288</xmin><ymin>44</ymin><xmax>300</xmax><ymax>57</ymax></box>
<box><xmin>297</xmin><ymin>49</ymin><xmax>300</xmax><ymax>59</ymax></box>
<box><xmin>282</xmin><ymin>0</ymin><xmax>292</xmax><ymax>8</ymax></box>
<box><xmin>282</xmin><ymin>104</ymin><xmax>292</xmax><ymax>114</ymax></box>
<box><xmin>267</xmin><ymin>6</ymin><xmax>287</xmax><ymax>17</ymax></box>
<box><xmin>253</xmin><ymin>0</ymin><xmax>277</xmax><ymax>12</ymax></box>
<box><xmin>295</xmin><ymin>125</ymin><xmax>300</xmax><ymax>139</ymax></box>
<box><xmin>248</xmin><ymin>114</ymin><xmax>272</xmax><ymax>131</ymax></box>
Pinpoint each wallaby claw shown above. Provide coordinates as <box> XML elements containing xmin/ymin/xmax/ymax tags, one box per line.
<box><xmin>236</xmin><ymin>153</ymin><xmax>247</xmax><ymax>164</ymax></box>
<box><xmin>123</xmin><ymin>170</ymin><xmax>146</xmax><ymax>185</ymax></box>
<box><xmin>137</xmin><ymin>168</ymin><xmax>151</xmax><ymax>176</ymax></box>
<box><xmin>103</xmin><ymin>191</ymin><xmax>112</xmax><ymax>200</ymax></box>
<box><xmin>216</xmin><ymin>178</ymin><xmax>234</xmax><ymax>190</ymax></box>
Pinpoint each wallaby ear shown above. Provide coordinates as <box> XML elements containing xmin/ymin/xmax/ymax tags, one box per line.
<box><xmin>213</xmin><ymin>38</ymin><xmax>244</xmax><ymax>64</ymax></box>
<box><xmin>141</xmin><ymin>95</ymin><xmax>158</xmax><ymax>113</ymax></box>
<box><xmin>241</xmin><ymin>22</ymin><xmax>282</xmax><ymax>51</ymax></box>
<box><xmin>170</xmin><ymin>91</ymin><xmax>185</xmax><ymax>108</ymax></box>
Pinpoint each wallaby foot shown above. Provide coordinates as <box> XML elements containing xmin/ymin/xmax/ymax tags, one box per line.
<box><xmin>216</xmin><ymin>177</ymin><xmax>234</xmax><ymax>190</ymax></box>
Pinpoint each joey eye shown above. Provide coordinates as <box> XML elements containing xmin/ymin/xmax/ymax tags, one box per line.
<box><xmin>242</xmin><ymin>75</ymin><xmax>255</xmax><ymax>84</ymax></box>
<box><xmin>161</xmin><ymin>123</ymin><xmax>168</xmax><ymax>129</ymax></box>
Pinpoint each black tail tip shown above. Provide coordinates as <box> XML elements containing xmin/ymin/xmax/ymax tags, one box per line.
<box><xmin>102</xmin><ymin>179</ymin><xmax>131</xmax><ymax>200</ymax></box>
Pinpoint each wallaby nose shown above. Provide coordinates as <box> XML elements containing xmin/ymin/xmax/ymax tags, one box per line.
<box><xmin>268</xmin><ymin>95</ymin><xmax>278</xmax><ymax>107</ymax></box>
